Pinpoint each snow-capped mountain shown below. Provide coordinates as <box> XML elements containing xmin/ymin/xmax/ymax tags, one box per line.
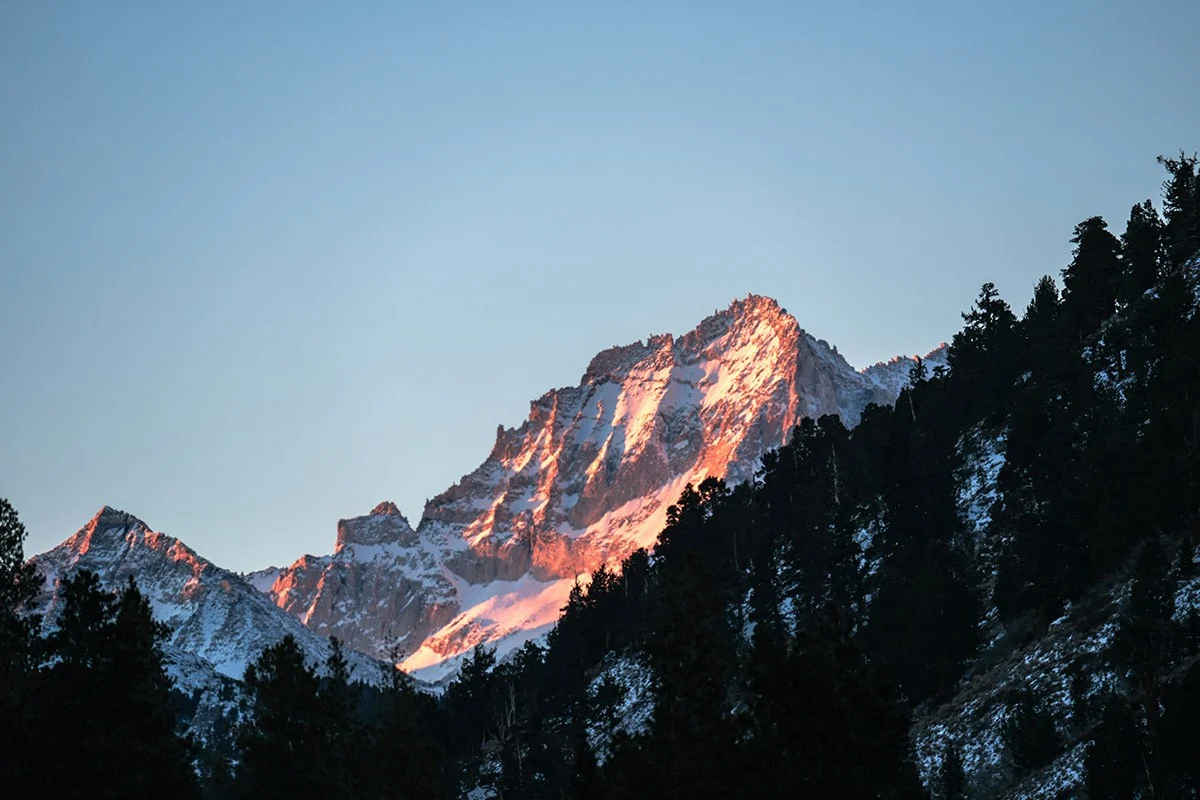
<box><xmin>264</xmin><ymin>295</ymin><xmax>946</xmax><ymax>680</ymax></box>
<box><xmin>30</xmin><ymin>506</ymin><xmax>381</xmax><ymax>682</ymax></box>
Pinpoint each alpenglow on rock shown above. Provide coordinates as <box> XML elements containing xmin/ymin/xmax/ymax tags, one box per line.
<box><xmin>263</xmin><ymin>502</ymin><xmax>459</xmax><ymax>663</ymax></box>
<box><xmin>264</xmin><ymin>295</ymin><xmax>946</xmax><ymax>680</ymax></box>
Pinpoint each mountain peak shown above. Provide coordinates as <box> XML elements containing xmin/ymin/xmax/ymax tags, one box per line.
<box><xmin>86</xmin><ymin>505</ymin><xmax>145</xmax><ymax>531</ymax></box>
<box><xmin>580</xmin><ymin>295</ymin><xmax>793</xmax><ymax>385</ymax></box>
<box><xmin>709</xmin><ymin>294</ymin><xmax>795</xmax><ymax>335</ymax></box>
<box><xmin>725</xmin><ymin>293</ymin><xmax>786</xmax><ymax>319</ymax></box>
<box><xmin>335</xmin><ymin>504</ymin><xmax>416</xmax><ymax>551</ymax></box>
<box><xmin>370</xmin><ymin>501</ymin><xmax>404</xmax><ymax>517</ymax></box>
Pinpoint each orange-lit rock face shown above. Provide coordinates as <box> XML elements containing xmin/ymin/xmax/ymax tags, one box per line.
<box><xmin>263</xmin><ymin>506</ymin><xmax>461</xmax><ymax>661</ymax></box>
<box><xmin>419</xmin><ymin>295</ymin><xmax>911</xmax><ymax>581</ymax></box>
<box><xmin>268</xmin><ymin>295</ymin><xmax>945</xmax><ymax>679</ymax></box>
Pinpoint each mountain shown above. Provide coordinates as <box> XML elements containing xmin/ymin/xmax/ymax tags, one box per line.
<box><xmin>30</xmin><ymin>506</ymin><xmax>382</xmax><ymax>682</ymax></box>
<box><xmin>262</xmin><ymin>295</ymin><xmax>945</xmax><ymax>679</ymax></box>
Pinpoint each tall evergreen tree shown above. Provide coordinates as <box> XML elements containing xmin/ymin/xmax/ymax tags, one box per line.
<box><xmin>635</xmin><ymin>548</ymin><xmax>739</xmax><ymax>799</ymax></box>
<box><xmin>236</xmin><ymin>635</ymin><xmax>342</xmax><ymax>798</ymax></box>
<box><xmin>864</xmin><ymin>391</ymin><xmax>979</xmax><ymax>703</ymax></box>
<box><xmin>993</xmin><ymin>274</ymin><xmax>1092</xmax><ymax>624</ymax></box>
<box><xmin>1158</xmin><ymin>151</ymin><xmax>1200</xmax><ymax>267</ymax></box>
<box><xmin>370</xmin><ymin>660</ymin><xmax>450</xmax><ymax>799</ymax></box>
<box><xmin>0</xmin><ymin>500</ymin><xmax>43</xmax><ymax>795</ymax></box>
<box><xmin>742</xmin><ymin>608</ymin><xmax>924</xmax><ymax>799</ymax></box>
<box><xmin>1001</xmin><ymin>689</ymin><xmax>1061</xmax><ymax>773</ymax></box>
<box><xmin>1156</xmin><ymin>661</ymin><xmax>1200</xmax><ymax>796</ymax></box>
<box><xmin>947</xmin><ymin>282</ymin><xmax>1019</xmax><ymax>422</ymax></box>
<box><xmin>1021</xmin><ymin>275</ymin><xmax>1064</xmax><ymax>375</ymax></box>
<box><xmin>1110</xmin><ymin>538</ymin><xmax>1181</xmax><ymax>741</ymax></box>
<box><xmin>33</xmin><ymin>571</ymin><xmax>199</xmax><ymax>799</ymax></box>
<box><xmin>935</xmin><ymin>744</ymin><xmax>967</xmax><ymax>800</ymax></box>
<box><xmin>1061</xmin><ymin>216</ymin><xmax>1123</xmax><ymax>339</ymax></box>
<box><xmin>1085</xmin><ymin>694</ymin><xmax>1144</xmax><ymax>799</ymax></box>
<box><xmin>1120</xmin><ymin>199</ymin><xmax>1166</xmax><ymax>304</ymax></box>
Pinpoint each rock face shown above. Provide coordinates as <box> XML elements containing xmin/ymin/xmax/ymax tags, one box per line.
<box><xmin>266</xmin><ymin>295</ymin><xmax>946</xmax><ymax>679</ymax></box>
<box><xmin>264</xmin><ymin>503</ymin><xmax>460</xmax><ymax>661</ymax></box>
<box><xmin>30</xmin><ymin>506</ymin><xmax>381</xmax><ymax>682</ymax></box>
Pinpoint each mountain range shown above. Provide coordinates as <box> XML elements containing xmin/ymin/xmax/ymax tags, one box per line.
<box><xmin>29</xmin><ymin>295</ymin><xmax>944</xmax><ymax>684</ymax></box>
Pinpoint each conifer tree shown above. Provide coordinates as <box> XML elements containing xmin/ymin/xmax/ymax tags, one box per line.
<box><xmin>370</xmin><ymin>659</ymin><xmax>451</xmax><ymax>799</ymax></box>
<box><xmin>1061</xmin><ymin>216</ymin><xmax>1122</xmax><ymax>340</ymax></box>
<box><xmin>1120</xmin><ymin>200</ymin><xmax>1166</xmax><ymax>304</ymax></box>
<box><xmin>1021</xmin><ymin>275</ymin><xmax>1063</xmax><ymax>374</ymax></box>
<box><xmin>993</xmin><ymin>275</ymin><xmax>1090</xmax><ymax>623</ymax></box>
<box><xmin>1085</xmin><ymin>694</ymin><xmax>1144</xmax><ymax>799</ymax></box>
<box><xmin>0</xmin><ymin>500</ymin><xmax>42</xmax><ymax>794</ymax></box>
<box><xmin>936</xmin><ymin>744</ymin><xmax>967</xmax><ymax>800</ymax></box>
<box><xmin>1157</xmin><ymin>151</ymin><xmax>1200</xmax><ymax>267</ymax></box>
<box><xmin>743</xmin><ymin>608</ymin><xmax>923</xmax><ymax>798</ymax></box>
<box><xmin>947</xmin><ymin>282</ymin><xmax>1019</xmax><ymax>421</ymax></box>
<box><xmin>637</xmin><ymin>548</ymin><xmax>738</xmax><ymax>799</ymax></box>
<box><xmin>1001</xmin><ymin>689</ymin><xmax>1060</xmax><ymax>772</ymax></box>
<box><xmin>442</xmin><ymin>643</ymin><xmax>499</xmax><ymax>781</ymax></box>
<box><xmin>1111</xmin><ymin>538</ymin><xmax>1180</xmax><ymax>740</ymax></box>
<box><xmin>1157</xmin><ymin>661</ymin><xmax>1200</xmax><ymax>795</ymax></box>
<box><xmin>864</xmin><ymin>393</ymin><xmax>979</xmax><ymax>703</ymax></box>
<box><xmin>236</xmin><ymin>635</ymin><xmax>334</xmax><ymax>798</ymax></box>
<box><xmin>34</xmin><ymin>571</ymin><xmax>199</xmax><ymax>800</ymax></box>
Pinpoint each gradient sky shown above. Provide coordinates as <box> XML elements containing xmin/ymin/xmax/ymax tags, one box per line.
<box><xmin>2</xmin><ymin>1</ymin><xmax>1197</xmax><ymax>571</ymax></box>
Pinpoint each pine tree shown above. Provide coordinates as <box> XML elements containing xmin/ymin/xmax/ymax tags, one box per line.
<box><xmin>993</xmin><ymin>278</ymin><xmax>1090</xmax><ymax>623</ymax></box>
<box><xmin>33</xmin><ymin>571</ymin><xmax>199</xmax><ymax>799</ymax></box>
<box><xmin>235</xmin><ymin>635</ymin><xmax>332</xmax><ymax>798</ymax></box>
<box><xmin>864</xmin><ymin>395</ymin><xmax>979</xmax><ymax>703</ymax></box>
<box><xmin>743</xmin><ymin>608</ymin><xmax>923</xmax><ymax>798</ymax></box>
<box><xmin>1061</xmin><ymin>216</ymin><xmax>1123</xmax><ymax>340</ymax></box>
<box><xmin>1157</xmin><ymin>151</ymin><xmax>1200</xmax><ymax>267</ymax></box>
<box><xmin>637</xmin><ymin>548</ymin><xmax>739</xmax><ymax>799</ymax></box>
<box><xmin>0</xmin><ymin>500</ymin><xmax>43</xmax><ymax>794</ymax></box>
<box><xmin>1120</xmin><ymin>200</ymin><xmax>1166</xmax><ymax>304</ymax></box>
<box><xmin>1110</xmin><ymin>538</ymin><xmax>1180</xmax><ymax>740</ymax></box>
<box><xmin>1021</xmin><ymin>275</ymin><xmax>1063</xmax><ymax>375</ymax></box>
<box><xmin>1084</xmin><ymin>694</ymin><xmax>1144</xmax><ymax>799</ymax></box>
<box><xmin>316</xmin><ymin>637</ymin><xmax>368</xmax><ymax>796</ymax></box>
<box><xmin>441</xmin><ymin>643</ymin><xmax>499</xmax><ymax>784</ymax></box>
<box><xmin>109</xmin><ymin>578</ymin><xmax>201</xmax><ymax>796</ymax></box>
<box><xmin>1157</xmin><ymin>661</ymin><xmax>1200</xmax><ymax>796</ymax></box>
<box><xmin>1001</xmin><ymin>689</ymin><xmax>1061</xmax><ymax>772</ymax></box>
<box><xmin>947</xmin><ymin>282</ymin><xmax>1019</xmax><ymax>422</ymax></box>
<box><xmin>370</xmin><ymin>660</ymin><xmax>450</xmax><ymax>799</ymax></box>
<box><xmin>936</xmin><ymin>744</ymin><xmax>967</xmax><ymax>800</ymax></box>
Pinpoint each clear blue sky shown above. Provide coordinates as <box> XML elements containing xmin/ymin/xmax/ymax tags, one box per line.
<box><xmin>3</xmin><ymin>2</ymin><xmax>1197</xmax><ymax>571</ymax></box>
